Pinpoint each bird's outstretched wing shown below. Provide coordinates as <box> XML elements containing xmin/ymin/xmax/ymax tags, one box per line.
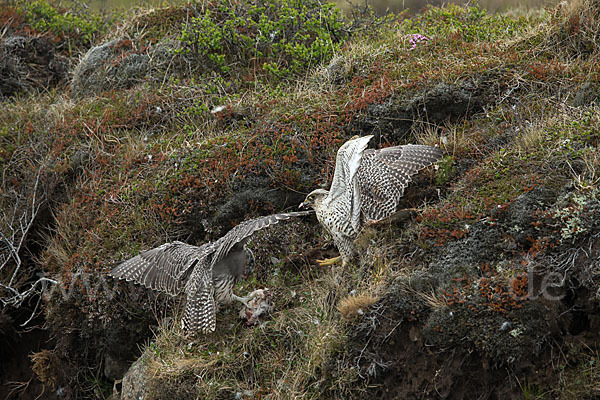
<box><xmin>327</xmin><ymin>135</ymin><xmax>374</xmax><ymax>231</ymax></box>
<box><xmin>181</xmin><ymin>210</ymin><xmax>312</xmax><ymax>332</ymax></box>
<box><xmin>358</xmin><ymin>144</ymin><xmax>443</xmax><ymax>222</ymax></box>
<box><xmin>209</xmin><ymin>211</ymin><xmax>314</xmax><ymax>268</ymax></box>
<box><xmin>110</xmin><ymin>241</ymin><xmax>215</xmax><ymax>296</ymax></box>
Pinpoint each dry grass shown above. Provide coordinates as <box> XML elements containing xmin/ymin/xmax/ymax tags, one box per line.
<box><xmin>139</xmin><ymin>266</ymin><xmax>356</xmax><ymax>398</ymax></box>
<box><xmin>337</xmin><ymin>293</ymin><xmax>380</xmax><ymax>320</ymax></box>
<box><xmin>409</xmin><ymin>286</ymin><xmax>447</xmax><ymax>310</ymax></box>
<box><xmin>517</xmin><ymin>0</ymin><xmax>600</xmax><ymax>58</ymax></box>
<box><xmin>553</xmin><ymin>0</ymin><xmax>600</xmax><ymax>49</ymax></box>
<box><xmin>38</xmin><ymin>206</ymin><xmax>80</xmax><ymax>275</ymax></box>
<box><xmin>574</xmin><ymin>148</ymin><xmax>600</xmax><ymax>190</ymax></box>
<box><xmin>515</xmin><ymin>104</ymin><xmax>600</xmax><ymax>187</ymax></box>
<box><xmin>30</xmin><ymin>349</ymin><xmax>58</xmax><ymax>390</ymax></box>
<box><xmin>127</xmin><ymin>242</ymin><xmax>407</xmax><ymax>398</ymax></box>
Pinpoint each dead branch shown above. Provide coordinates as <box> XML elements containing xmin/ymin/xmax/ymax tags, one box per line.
<box><xmin>0</xmin><ymin>162</ymin><xmax>58</xmax><ymax>322</ymax></box>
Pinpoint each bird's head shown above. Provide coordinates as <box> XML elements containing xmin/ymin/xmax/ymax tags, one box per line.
<box><xmin>299</xmin><ymin>189</ymin><xmax>328</xmax><ymax>210</ymax></box>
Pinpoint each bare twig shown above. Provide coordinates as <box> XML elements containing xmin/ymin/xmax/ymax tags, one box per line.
<box><xmin>0</xmin><ymin>162</ymin><xmax>59</xmax><ymax>324</ymax></box>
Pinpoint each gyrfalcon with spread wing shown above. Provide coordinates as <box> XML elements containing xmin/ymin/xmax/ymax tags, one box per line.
<box><xmin>110</xmin><ymin>211</ymin><xmax>312</xmax><ymax>332</ymax></box>
<box><xmin>300</xmin><ymin>135</ymin><xmax>442</xmax><ymax>266</ymax></box>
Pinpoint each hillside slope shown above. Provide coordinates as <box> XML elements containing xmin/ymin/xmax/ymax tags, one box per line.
<box><xmin>1</xmin><ymin>0</ymin><xmax>599</xmax><ymax>399</ymax></box>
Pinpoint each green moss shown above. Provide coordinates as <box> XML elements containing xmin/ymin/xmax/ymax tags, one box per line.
<box><xmin>434</xmin><ymin>155</ymin><xmax>455</xmax><ymax>185</ymax></box>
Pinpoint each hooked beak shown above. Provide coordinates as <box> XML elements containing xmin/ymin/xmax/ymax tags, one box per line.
<box><xmin>299</xmin><ymin>201</ymin><xmax>309</xmax><ymax>210</ymax></box>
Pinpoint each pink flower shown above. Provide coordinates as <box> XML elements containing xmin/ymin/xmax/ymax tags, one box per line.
<box><xmin>405</xmin><ymin>33</ymin><xmax>430</xmax><ymax>50</ymax></box>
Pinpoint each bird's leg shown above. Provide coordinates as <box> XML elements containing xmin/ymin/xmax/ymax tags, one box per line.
<box><xmin>316</xmin><ymin>256</ymin><xmax>342</xmax><ymax>266</ymax></box>
<box><xmin>231</xmin><ymin>292</ymin><xmax>258</xmax><ymax>308</ymax></box>
<box><xmin>231</xmin><ymin>293</ymin><xmax>251</xmax><ymax>308</ymax></box>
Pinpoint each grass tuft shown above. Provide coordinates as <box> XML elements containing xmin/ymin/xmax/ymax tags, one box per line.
<box><xmin>337</xmin><ymin>293</ymin><xmax>380</xmax><ymax>320</ymax></box>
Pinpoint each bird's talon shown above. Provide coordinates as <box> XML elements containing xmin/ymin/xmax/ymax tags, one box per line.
<box><xmin>316</xmin><ymin>256</ymin><xmax>342</xmax><ymax>266</ymax></box>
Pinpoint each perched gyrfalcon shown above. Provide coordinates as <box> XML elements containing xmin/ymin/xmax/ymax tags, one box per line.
<box><xmin>300</xmin><ymin>135</ymin><xmax>442</xmax><ymax>266</ymax></box>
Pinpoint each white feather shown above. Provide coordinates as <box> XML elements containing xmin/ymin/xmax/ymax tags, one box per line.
<box><xmin>327</xmin><ymin>135</ymin><xmax>373</xmax><ymax>231</ymax></box>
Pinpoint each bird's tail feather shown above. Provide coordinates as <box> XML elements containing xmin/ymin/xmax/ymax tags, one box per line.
<box><xmin>182</xmin><ymin>286</ymin><xmax>216</xmax><ymax>332</ymax></box>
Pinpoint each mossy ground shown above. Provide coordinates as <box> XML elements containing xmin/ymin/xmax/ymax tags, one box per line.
<box><xmin>1</xmin><ymin>0</ymin><xmax>599</xmax><ymax>399</ymax></box>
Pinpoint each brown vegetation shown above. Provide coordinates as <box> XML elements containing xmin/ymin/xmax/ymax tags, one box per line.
<box><xmin>0</xmin><ymin>0</ymin><xmax>599</xmax><ymax>399</ymax></box>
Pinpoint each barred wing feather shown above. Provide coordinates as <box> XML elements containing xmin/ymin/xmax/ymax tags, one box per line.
<box><xmin>209</xmin><ymin>211</ymin><xmax>313</xmax><ymax>268</ymax></box>
<box><xmin>358</xmin><ymin>144</ymin><xmax>443</xmax><ymax>222</ymax></box>
<box><xmin>110</xmin><ymin>241</ymin><xmax>214</xmax><ymax>296</ymax></box>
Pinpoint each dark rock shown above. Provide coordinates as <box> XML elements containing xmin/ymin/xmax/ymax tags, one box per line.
<box><xmin>210</xmin><ymin>176</ymin><xmax>305</xmax><ymax>233</ymax></box>
<box><xmin>410</xmin><ymin>79</ymin><xmax>490</xmax><ymax>124</ymax></box>
<box><xmin>118</xmin><ymin>353</ymin><xmax>150</xmax><ymax>400</ymax></box>
<box><xmin>503</xmin><ymin>186</ymin><xmax>560</xmax><ymax>249</ymax></box>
